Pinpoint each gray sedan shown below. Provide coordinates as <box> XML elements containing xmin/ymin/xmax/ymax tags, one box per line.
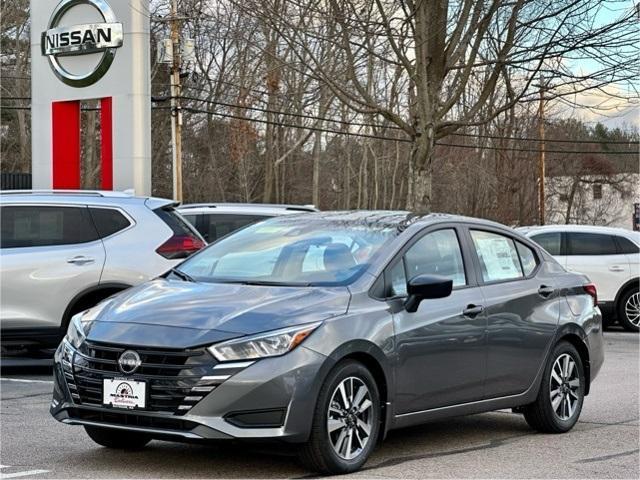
<box><xmin>50</xmin><ymin>211</ymin><xmax>604</xmax><ymax>474</ymax></box>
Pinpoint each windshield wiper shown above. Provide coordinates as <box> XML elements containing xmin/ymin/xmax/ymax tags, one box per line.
<box><xmin>170</xmin><ymin>268</ymin><xmax>196</xmax><ymax>282</ymax></box>
<box><xmin>214</xmin><ymin>279</ymin><xmax>311</xmax><ymax>287</ymax></box>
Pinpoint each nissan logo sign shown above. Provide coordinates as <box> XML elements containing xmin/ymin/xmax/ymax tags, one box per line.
<box><xmin>41</xmin><ymin>0</ymin><xmax>123</xmax><ymax>87</ymax></box>
<box><xmin>118</xmin><ymin>350</ymin><xmax>142</xmax><ymax>375</ymax></box>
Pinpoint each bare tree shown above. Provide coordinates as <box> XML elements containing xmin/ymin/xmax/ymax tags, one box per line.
<box><xmin>236</xmin><ymin>0</ymin><xmax>639</xmax><ymax>209</ymax></box>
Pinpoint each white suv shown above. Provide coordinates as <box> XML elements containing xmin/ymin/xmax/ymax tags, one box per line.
<box><xmin>520</xmin><ymin>225</ymin><xmax>639</xmax><ymax>331</ymax></box>
<box><xmin>0</xmin><ymin>190</ymin><xmax>205</xmax><ymax>349</ymax></box>
<box><xmin>177</xmin><ymin>203</ymin><xmax>318</xmax><ymax>243</ymax></box>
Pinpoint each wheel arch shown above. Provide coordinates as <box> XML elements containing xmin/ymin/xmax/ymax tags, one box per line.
<box><xmin>556</xmin><ymin>330</ymin><xmax>591</xmax><ymax>395</ymax></box>
<box><xmin>614</xmin><ymin>277</ymin><xmax>639</xmax><ymax>309</ymax></box>
<box><xmin>61</xmin><ymin>282</ymin><xmax>132</xmax><ymax>331</ymax></box>
<box><xmin>314</xmin><ymin>340</ymin><xmax>393</xmax><ymax>439</ymax></box>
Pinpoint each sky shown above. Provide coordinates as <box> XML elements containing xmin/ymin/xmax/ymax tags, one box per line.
<box><xmin>564</xmin><ymin>1</ymin><xmax>639</xmax><ymax>129</ymax></box>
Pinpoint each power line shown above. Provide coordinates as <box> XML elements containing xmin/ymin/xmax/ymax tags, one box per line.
<box><xmin>2</xmin><ymin>103</ymin><xmax>638</xmax><ymax>155</ymax></box>
<box><xmin>181</xmin><ymin>104</ymin><xmax>639</xmax><ymax>155</ymax></box>
<box><xmin>2</xmin><ymin>93</ymin><xmax>638</xmax><ymax>146</ymax></box>
<box><xmin>168</xmin><ymin>95</ymin><xmax>640</xmax><ymax>146</ymax></box>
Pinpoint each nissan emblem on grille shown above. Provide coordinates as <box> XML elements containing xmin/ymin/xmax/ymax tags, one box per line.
<box><xmin>118</xmin><ymin>350</ymin><xmax>141</xmax><ymax>374</ymax></box>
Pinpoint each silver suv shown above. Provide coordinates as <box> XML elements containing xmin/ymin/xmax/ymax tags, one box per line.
<box><xmin>178</xmin><ymin>203</ymin><xmax>317</xmax><ymax>243</ymax></box>
<box><xmin>0</xmin><ymin>190</ymin><xmax>205</xmax><ymax>349</ymax></box>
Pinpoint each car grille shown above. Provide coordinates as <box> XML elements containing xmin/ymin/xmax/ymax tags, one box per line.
<box><xmin>61</xmin><ymin>341</ymin><xmax>224</xmax><ymax>415</ymax></box>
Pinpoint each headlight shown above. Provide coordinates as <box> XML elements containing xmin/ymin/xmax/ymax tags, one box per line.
<box><xmin>65</xmin><ymin>314</ymin><xmax>87</xmax><ymax>349</ymax></box>
<box><xmin>208</xmin><ymin>322</ymin><xmax>321</xmax><ymax>362</ymax></box>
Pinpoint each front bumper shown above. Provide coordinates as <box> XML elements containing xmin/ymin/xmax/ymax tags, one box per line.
<box><xmin>51</xmin><ymin>341</ymin><xmax>327</xmax><ymax>443</ymax></box>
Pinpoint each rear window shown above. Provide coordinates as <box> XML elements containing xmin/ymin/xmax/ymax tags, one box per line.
<box><xmin>154</xmin><ymin>207</ymin><xmax>201</xmax><ymax>237</ymax></box>
<box><xmin>530</xmin><ymin>232</ymin><xmax>562</xmax><ymax>256</ymax></box>
<box><xmin>89</xmin><ymin>208</ymin><xmax>131</xmax><ymax>238</ymax></box>
<box><xmin>181</xmin><ymin>214</ymin><xmax>198</xmax><ymax>227</ymax></box>
<box><xmin>202</xmin><ymin>214</ymin><xmax>270</xmax><ymax>243</ymax></box>
<box><xmin>1</xmin><ymin>205</ymin><xmax>98</xmax><ymax>248</ymax></box>
<box><xmin>516</xmin><ymin>241</ymin><xmax>538</xmax><ymax>276</ymax></box>
<box><xmin>615</xmin><ymin>236</ymin><xmax>640</xmax><ymax>254</ymax></box>
<box><xmin>566</xmin><ymin>232</ymin><xmax>617</xmax><ymax>256</ymax></box>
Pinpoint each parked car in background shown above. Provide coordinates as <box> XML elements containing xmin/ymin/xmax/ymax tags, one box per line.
<box><xmin>51</xmin><ymin>212</ymin><xmax>602</xmax><ymax>474</ymax></box>
<box><xmin>0</xmin><ymin>190</ymin><xmax>205</xmax><ymax>349</ymax></box>
<box><xmin>177</xmin><ymin>203</ymin><xmax>318</xmax><ymax>243</ymax></box>
<box><xmin>520</xmin><ymin>225</ymin><xmax>639</xmax><ymax>332</ymax></box>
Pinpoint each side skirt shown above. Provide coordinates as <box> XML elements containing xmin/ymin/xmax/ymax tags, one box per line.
<box><xmin>391</xmin><ymin>388</ymin><xmax>538</xmax><ymax>430</ymax></box>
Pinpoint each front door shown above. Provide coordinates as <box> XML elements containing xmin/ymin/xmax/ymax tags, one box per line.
<box><xmin>0</xmin><ymin>205</ymin><xmax>106</xmax><ymax>331</ymax></box>
<box><xmin>392</xmin><ymin>227</ymin><xmax>487</xmax><ymax>414</ymax></box>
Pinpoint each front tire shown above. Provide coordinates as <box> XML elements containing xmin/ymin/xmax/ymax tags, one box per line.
<box><xmin>299</xmin><ymin>360</ymin><xmax>381</xmax><ymax>474</ymax></box>
<box><xmin>523</xmin><ymin>341</ymin><xmax>585</xmax><ymax>433</ymax></box>
<box><xmin>617</xmin><ymin>288</ymin><xmax>640</xmax><ymax>332</ymax></box>
<box><xmin>84</xmin><ymin>425</ymin><xmax>151</xmax><ymax>449</ymax></box>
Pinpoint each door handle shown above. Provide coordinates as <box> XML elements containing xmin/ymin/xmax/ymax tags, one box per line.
<box><xmin>67</xmin><ymin>255</ymin><xmax>94</xmax><ymax>265</ymax></box>
<box><xmin>538</xmin><ymin>285</ymin><xmax>555</xmax><ymax>298</ymax></box>
<box><xmin>463</xmin><ymin>304</ymin><xmax>484</xmax><ymax>317</ymax></box>
<box><xmin>609</xmin><ymin>265</ymin><xmax>625</xmax><ymax>272</ymax></box>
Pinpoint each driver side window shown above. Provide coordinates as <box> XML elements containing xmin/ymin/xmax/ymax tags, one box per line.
<box><xmin>405</xmin><ymin>229</ymin><xmax>466</xmax><ymax>287</ymax></box>
<box><xmin>384</xmin><ymin>229</ymin><xmax>467</xmax><ymax>298</ymax></box>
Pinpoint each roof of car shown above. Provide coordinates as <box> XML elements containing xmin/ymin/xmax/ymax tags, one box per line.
<box><xmin>177</xmin><ymin>203</ymin><xmax>318</xmax><ymax>216</ymax></box>
<box><xmin>0</xmin><ymin>190</ymin><xmax>175</xmax><ymax>210</ymax></box>
<box><xmin>518</xmin><ymin>224</ymin><xmax>638</xmax><ymax>237</ymax></box>
<box><xmin>264</xmin><ymin>210</ymin><xmax>517</xmax><ymax>232</ymax></box>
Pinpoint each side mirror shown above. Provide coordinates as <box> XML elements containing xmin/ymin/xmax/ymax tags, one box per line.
<box><xmin>404</xmin><ymin>274</ymin><xmax>453</xmax><ymax>313</ymax></box>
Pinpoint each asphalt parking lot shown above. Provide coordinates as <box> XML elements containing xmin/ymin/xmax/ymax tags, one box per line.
<box><xmin>1</xmin><ymin>330</ymin><xmax>638</xmax><ymax>479</ymax></box>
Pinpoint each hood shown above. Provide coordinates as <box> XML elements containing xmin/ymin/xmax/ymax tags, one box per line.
<box><xmin>85</xmin><ymin>278</ymin><xmax>350</xmax><ymax>349</ymax></box>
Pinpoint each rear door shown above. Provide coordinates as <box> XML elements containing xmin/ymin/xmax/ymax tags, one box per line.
<box><xmin>391</xmin><ymin>225</ymin><xmax>487</xmax><ymax>413</ymax></box>
<box><xmin>467</xmin><ymin>228</ymin><xmax>560</xmax><ymax>398</ymax></box>
<box><xmin>0</xmin><ymin>204</ymin><xmax>105</xmax><ymax>330</ymax></box>
<box><xmin>564</xmin><ymin>232</ymin><xmax>626</xmax><ymax>303</ymax></box>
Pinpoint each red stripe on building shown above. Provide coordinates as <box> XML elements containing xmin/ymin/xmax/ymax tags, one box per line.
<box><xmin>100</xmin><ymin>97</ymin><xmax>113</xmax><ymax>189</ymax></box>
<box><xmin>52</xmin><ymin>101</ymin><xmax>81</xmax><ymax>189</ymax></box>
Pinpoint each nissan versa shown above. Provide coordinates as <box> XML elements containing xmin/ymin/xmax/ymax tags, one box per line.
<box><xmin>51</xmin><ymin>212</ymin><xmax>604</xmax><ymax>474</ymax></box>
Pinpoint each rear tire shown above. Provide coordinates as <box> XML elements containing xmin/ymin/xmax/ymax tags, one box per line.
<box><xmin>523</xmin><ymin>341</ymin><xmax>585</xmax><ymax>433</ymax></box>
<box><xmin>617</xmin><ymin>288</ymin><xmax>640</xmax><ymax>332</ymax></box>
<box><xmin>84</xmin><ymin>425</ymin><xmax>151</xmax><ymax>449</ymax></box>
<box><xmin>298</xmin><ymin>360</ymin><xmax>381</xmax><ymax>474</ymax></box>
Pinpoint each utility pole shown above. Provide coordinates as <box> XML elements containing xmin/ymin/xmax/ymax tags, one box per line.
<box><xmin>170</xmin><ymin>0</ymin><xmax>183</xmax><ymax>202</ymax></box>
<box><xmin>538</xmin><ymin>75</ymin><xmax>546</xmax><ymax>225</ymax></box>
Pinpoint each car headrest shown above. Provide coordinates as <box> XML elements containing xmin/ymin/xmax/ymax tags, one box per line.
<box><xmin>323</xmin><ymin>243</ymin><xmax>357</xmax><ymax>271</ymax></box>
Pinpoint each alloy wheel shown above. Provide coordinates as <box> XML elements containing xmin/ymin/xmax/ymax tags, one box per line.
<box><xmin>327</xmin><ymin>376</ymin><xmax>373</xmax><ymax>460</ymax></box>
<box><xmin>549</xmin><ymin>353</ymin><xmax>581</xmax><ymax>420</ymax></box>
<box><xmin>624</xmin><ymin>292</ymin><xmax>640</xmax><ymax>327</ymax></box>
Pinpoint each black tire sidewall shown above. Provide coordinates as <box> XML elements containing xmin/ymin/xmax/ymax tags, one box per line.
<box><xmin>313</xmin><ymin>361</ymin><xmax>381</xmax><ymax>473</ymax></box>
<box><xmin>617</xmin><ymin>288</ymin><xmax>640</xmax><ymax>332</ymax></box>
<box><xmin>541</xmin><ymin>342</ymin><xmax>585</xmax><ymax>431</ymax></box>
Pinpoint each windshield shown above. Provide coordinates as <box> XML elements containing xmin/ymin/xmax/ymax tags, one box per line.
<box><xmin>177</xmin><ymin>217</ymin><xmax>398</xmax><ymax>286</ymax></box>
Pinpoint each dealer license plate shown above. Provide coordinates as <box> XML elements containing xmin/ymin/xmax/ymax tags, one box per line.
<box><xmin>103</xmin><ymin>378</ymin><xmax>146</xmax><ymax>410</ymax></box>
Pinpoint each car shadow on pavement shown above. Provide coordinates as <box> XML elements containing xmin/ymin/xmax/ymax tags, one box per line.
<box><xmin>63</xmin><ymin>412</ymin><xmax>532</xmax><ymax>478</ymax></box>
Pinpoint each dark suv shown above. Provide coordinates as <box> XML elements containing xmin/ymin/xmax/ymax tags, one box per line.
<box><xmin>51</xmin><ymin>212</ymin><xmax>603</xmax><ymax>474</ymax></box>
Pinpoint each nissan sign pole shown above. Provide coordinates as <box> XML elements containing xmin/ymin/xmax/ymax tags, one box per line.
<box><xmin>31</xmin><ymin>0</ymin><xmax>151</xmax><ymax>194</ymax></box>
